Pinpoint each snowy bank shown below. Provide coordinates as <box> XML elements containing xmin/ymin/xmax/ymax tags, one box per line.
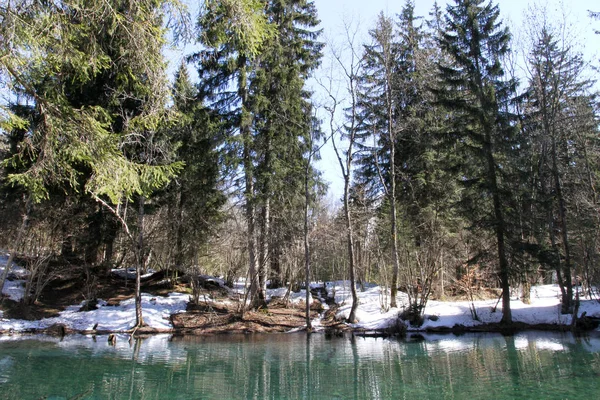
<box><xmin>2</xmin><ymin>252</ymin><xmax>600</xmax><ymax>334</ymax></box>
<box><xmin>0</xmin><ymin>293</ymin><xmax>188</xmax><ymax>333</ymax></box>
<box><xmin>328</xmin><ymin>280</ymin><xmax>600</xmax><ymax>332</ymax></box>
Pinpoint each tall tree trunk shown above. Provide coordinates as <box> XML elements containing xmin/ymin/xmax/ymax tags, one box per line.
<box><xmin>135</xmin><ymin>196</ymin><xmax>145</xmax><ymax>328</ymax></box>
<box><xmin>304</xmin><ymin>155</ymin><xmax>312</xmax><ymax>331</ymax></box>
<box><xmin>257</xmin><ymin>132</ymin><xmax>271</xmax><ymax>307</ymax></box>
<box><xmin>548</xmin><ymin>210</ymin><xmax>568</xmax><ymax>297</ymax></box>
<box><xmin>389</xmin><ymin>130</ymin><xmax>400</xmax><ymax>309</ymax></box>
<box><xmin>384</xmin><ymin>40</ymin><xmax>400</xmax><ymax>309</ymax></box>
<box><xmin>239</xmin><ymin>56</ymin><xmax>259</xmax><ymax>309</ymax></box>
<box><xmin>0</xmin><ymin>195</ymin><xmax>32</xmax><ymax>296</ymax></box>
<box><xmin>103</xmin><ymin>236</ymin><xmax>114</xmax><ymax>271</ymax></box>
<box><xmin>551</xmin><ymin>136</ymin><xmax>573</xmax><ymax>312</ymax></box>
<box><xmin>344</xmin><ymin>179</ymin><xmax>359</xmax><ymax>323</ymax></box>
<box><xmin>484</xmin><ymin>132</ymin><xmax>512</xmax><ymax>324</ymax></box>
<box><xmin>327</xmin><ymin>29</ymin><xmax>360</xmax><ymax>324</ymax></box>
<box><xmin>174</xmin><ymin>189</ymin><xmax>185</xmax><ymax>269</ymax></box>
<box><xmin>257</xmin><ymin>196</ymin><xmax>269</xmax><ymax>306</ymax></box>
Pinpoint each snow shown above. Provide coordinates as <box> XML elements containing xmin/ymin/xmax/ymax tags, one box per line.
<box><xmin>330</xmin><ymin>281</ymin><xmax>600</xmax><ymax>332</ymax></box>
<box><xmin>0</xmin><ymin>254</ymin><xmax>28</xmax><ymax>302</ymax></box>
<box><xmin>111</xmin><ymin>267</ymin><xmax>156</xmax><ymax>280</ymax></box>
<box><xmin>333</xmin><ymin>282</ymin><xmax>405</xmax><ymax>330</ymax></box>
<box><xmin>0</xmin><ymin>292</ymin><xmax>188</xmax><ymax>332</ymax></box>
<box><xmin>2</xmin><ymin>252</ymin><xmax>600</xmax><ymax>334</ymax></box>
<box><xmin>233</xmin><ymin>278</ymin><xmax>313</xmax><ymax>306</ymax></box>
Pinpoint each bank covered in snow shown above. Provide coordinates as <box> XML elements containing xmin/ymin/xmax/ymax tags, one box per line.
<box><xmin>330</xmin><ymin>281</ymin><xmax>600</xmax><ymax>332</ymax></box>
<box><xmin>1</xmin><ymin>257</ymin><xmax>600</xmax><ymax>334</ymax></box>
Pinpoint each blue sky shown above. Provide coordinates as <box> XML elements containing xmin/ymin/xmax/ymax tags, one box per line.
<box><xmin>312</xmin><ymin>0</ymin><xmax>599</xmax><ymax>203</ymax></box>
<box><xmin>166</xmin><ymin>1</ymin><xmax>598</xmax><ymax>205</ymax></box>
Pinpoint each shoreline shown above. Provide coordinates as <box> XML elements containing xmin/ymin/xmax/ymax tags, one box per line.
<box><xmin>2</xmin><ymin>318</ymin><xmax>599</xmax><ymax>338</ymax></box>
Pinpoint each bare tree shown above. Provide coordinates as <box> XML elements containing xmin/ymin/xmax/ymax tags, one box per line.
<box><xmin>320</xmin><ymin>19</ymin><xmax>365</xmax><ymax>323</ymax></box>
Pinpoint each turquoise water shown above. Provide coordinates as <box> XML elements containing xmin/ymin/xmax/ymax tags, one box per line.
<box><xmin>0</xmin><ymin>332</ymin><xmax>599</xmax><ymax>399</ymax></box>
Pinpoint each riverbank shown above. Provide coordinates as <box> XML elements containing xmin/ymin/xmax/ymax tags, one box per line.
<box><xmin>1</xmin><ymin>260</ymin><xmax>600</xmax><ymax>336</ymax></box>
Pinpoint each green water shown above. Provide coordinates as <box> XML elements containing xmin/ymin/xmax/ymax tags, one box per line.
<box><xmin>0</xmin><ymin>332</ymin><xmax>599</xmax><ymax>399</ymax></box>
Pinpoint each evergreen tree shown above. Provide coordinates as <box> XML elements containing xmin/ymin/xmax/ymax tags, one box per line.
<box><xmin>195</xmin><ymin>0</ymin><xmax>274</xmax><ymax>308</ymax></box>
<box><xmin>522</xmin><ymin>23</ymin><xmax>596</xmax><ymax>311</ymax></box>
<box><xmin>355</xmin><ymin>11</ymin><xmax>402</xmax><ymax>309</ymax></box>
<box><xmin>437</xmin><ymin>0</ymin><xmax>517</xmax><ymax>323</ymax></box>
<box><xmin>250</xmin><ymin>0</ymin><xmax>323</xmax><ymax>302</ymax></box>
<box><xmin>166</xmin><ymin>62</ymin><xmax>225</xmax><ymax>270</ymax></box>
<box><xmin>355</xmin><ymin>2</ymin><xmax>457</xmax><ymax>316</ymax></box>
<box><xmin>0</xmin><ymin>0</ymin><xmax>184</xmax><ymax>327</ymax></box>
<box><xmin>195</xmin><ymin>0</ymin><xmax>322</xmax><ymax>308</ymax></box>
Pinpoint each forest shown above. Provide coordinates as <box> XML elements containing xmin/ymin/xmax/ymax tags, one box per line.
<box><xmin>0</xmin><ymin>0</ymin><xmax>599</xmax><ymax>330</ymax></box>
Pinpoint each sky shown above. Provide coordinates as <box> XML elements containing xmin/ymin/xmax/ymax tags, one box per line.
<box><xmin>311</xmin><ymin>0</ymin><xmax>599</xmax><ymax>203</ymax></box>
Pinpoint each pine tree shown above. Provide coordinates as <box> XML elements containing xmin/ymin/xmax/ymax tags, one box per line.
<box><xmin>355</xmin><ymin>11</ymin><xmax>402</xmax><ymax>309</ymax></box>
<box><xmin>0</xmin><ymin>0</ymin><xmax>184</xmax><ymax>327</ymax></box>
<box><xmin>522</xmin><ymin>22</ymin><xmax>596</xmax><ymax>312</ymax></box>
<box><xmin>437</xmin><ymin>0</ymin><xmax>517</xmax><ymax>323</ymax></box>
<box><xmin>167</xmin><ymin>62</ymin><xmax>225</xmax><ymax>270</ymax></box>
<box><xmin>195</xmin><ymin>0</ymin><xmax>274</xmax><ymax>308</ymax></box>
<box><xmin>250</xmin><ymin>0</ymin><xmax>323</xmax><ymax>305</ymax></box>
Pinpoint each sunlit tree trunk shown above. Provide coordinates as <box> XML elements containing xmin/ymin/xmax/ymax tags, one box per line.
<box><xmin>0</xmin><ymin>196</ymin><xmax>32</xmax><ymax>296</ymax></box>
<box><xmin>135</xmin><ymin>196</ymin><xmax>146</xmax><ymax>328</ymax></box>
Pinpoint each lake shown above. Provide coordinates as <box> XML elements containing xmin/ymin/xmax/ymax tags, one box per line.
<box><xmin>0</xmin><ymin>331</ymin><xmax>599</xmax><ymax>399</ymax></box>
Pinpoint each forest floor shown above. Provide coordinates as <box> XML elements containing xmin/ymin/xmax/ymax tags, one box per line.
<box><xmin>1</xmin><ymin>255</ymin><xmax>600</xmax><ymax>336</ymax></box>
<box><xmin>0</xmin><ymin>261</ymin><xmax>349</xmax><ymax>335</ymax></box>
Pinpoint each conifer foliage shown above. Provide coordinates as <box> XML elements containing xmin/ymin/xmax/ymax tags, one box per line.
<box><xmin>436</xmin><ymin>0</ymin><xmax>516</xmax><ymax>323</ymax></box>
<box><xmin>0</xmin><ymin>0</ymin><xmax>599</xmax><ymax>328</ymax></box>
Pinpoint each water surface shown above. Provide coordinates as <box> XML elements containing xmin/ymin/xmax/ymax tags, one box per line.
<box><xmin>0</xmin><ymin>331</ymin><xmax>599</xmax><ymax>399</ymax></box>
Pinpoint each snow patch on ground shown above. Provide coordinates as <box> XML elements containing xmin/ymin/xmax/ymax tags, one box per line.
<box><xmin>111</xmin><ymin>268</ymin><xmax>156</xmax><ymax>280</ymax></box>
<box><xmin>2</xmin><ymin>252</ymin><xmax>600</xmax><ymax>333</ymax></box>
<box><xmin>233</xmin><ymin>278</ymin><xmax>313</xmax><ymax>305</ymax></box>
<box><xmin>326</xmin><ymin>280</ymin><xmax>600</xmax><ymax>331</ymax></box>
<box><xmin>0</xmin><ymin>293</ymin><xmax>188</xmax><ymax>332</ymax></box>
<box><xmin>0</xmin><ymin>255</ymin><xmax>28</xmax><ymax>302</ymax></box>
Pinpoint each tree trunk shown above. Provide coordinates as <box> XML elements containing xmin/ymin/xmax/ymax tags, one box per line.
<box><xmin>174</xmin><ymin>189</ymin><xmax>185</xmax><ymax>269</ymax></box>
<box><xmin>484</xmin><ymin>132</ymin><xmax>512</xmax><ymax>324</ymax></box>
<box><xmin>239</xmin><ymin>56</ymin><xmax>260</xmax><ymax>310</ymax></box>
<box><xmin>548</xmin><ymin>211</ymin><xmax>567</xmax><ymax>297</ymax></box>
<box><xmin>386</xmin><ymin>48</ymin><xmax>400</xmax><ymax>309</ymax></box>
<box><xmin>389</xmin><ymin>156</ymin><xmax>400</xmax><ymax>308</ymax></box>
<box><xmin>551</xmin><ymin>136</ymin><xmax>573</xmax><ymax>313</ymax></box>
<box><xmin>257</xmin><ymin>196</ymin><xmax>269</xmax><ymax>306</ymax></box>
<box><xmin>344</xmin><ymin>181</ymin><xmax>359</xmax><ymax>323</ymax></box>
<box><xmin>135</xmin><ymin>196</ymin><xmax>145</xmax><ymax>328</ymax></box>
<box><xmin>0</xmin><ymin>195</ymin><xmax>32</xmax><ymax>296</ymax></box>
<box><xmin>522</xmin><ymin>280</ymin><xmax>531</xmax><ymax>304</ymax></box>
<box><xmin>304</xmin><ymin>157</ymin><xmax>312</xmax><ymax>331</ymax></box>
<box><xmin>101</xmin><ymin>209</ymin><xmax>119</xmax><ymax>273</ymax></box>
<box><xmin>257</xmin><ymin>129</ymin><xmax>273</xmax><ymax>306</ymax></box>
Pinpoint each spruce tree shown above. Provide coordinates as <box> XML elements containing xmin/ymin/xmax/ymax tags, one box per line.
<box><xmin>355</xmin><ymin>2</ymin><xmax>456</xmax><ymax>316</ymax></box>
<box><xmin>196</xmin><ymin>0</ymin><xmax>274</xmax><ymax>308</ymax></box>
<box><xmin>167</xmin><ymin>62</ymin><xmax>225</xmax><ymax>270</ymax></box>
<box><xmin>250</xmin><ymin>0</ymin><xmax>323</xmax><ymax>303</ymax></box>
<box><xmin>0</xmin><ymin>0</ymin><xmax>184</xmax><ymax>327</ymax></box>
<box><xmin>355</xmin><ymin>11</ymin><xmax>402</xmax><ymax>309</ymax></box>
<box><xmin>437</xmin><ymin>0</ymin><xmax>516</xmax><ymax>323</ymax></box>
<box><xmin>196</xmin><ymin>1</ymin><xmax>322</xmax><ymax>309</ymax></box>
<box><xmin>522</xmin><ymin>23</ymin><xmax>596</xmax><ymax>312</ymax></box>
